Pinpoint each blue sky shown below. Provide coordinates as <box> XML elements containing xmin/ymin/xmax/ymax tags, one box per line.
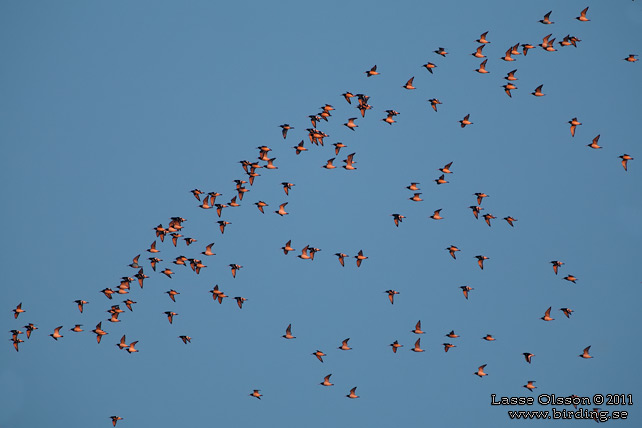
<box><xmin>1</xmin><ymin>1</ymin><xmax>641</xmax><ymax>427</ymax></box>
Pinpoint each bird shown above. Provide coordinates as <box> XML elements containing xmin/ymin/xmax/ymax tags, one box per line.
<box><xmin>72</xmin><ymin>300</ymin><xmax>88</xmax><ymax>313</ymax></box>
<box><xmin>164</xmin><ymin>311</ymin><xmax>178</xmax><ymax>324</ymax></box>
<box><xmin>91</xmin><ymin>322</ymin><xmax>108</xmax><ymax>343</ymax></box>
<box><xmin>551</xmin><ymin>260</ymin><xmax>564</xmax><ymax>275</ymax></box>
<box><xmin>126</xmin><ymin>341</ymin><xmax>139</xmax><ymax>354</ymax></box>
<box><xmin>116</xmin><ymin>335</ymin><xmax>128</xmax><ymax>350</ymax></box>
<box><xmin>407</xmin><ymin>182</ymin><xmax>421</xmax><ymax>191</ymax></box>
<box><xmin>333</xmin><ymin>142</ymin><xmax>347</xmax><ymax>155</ymax></box>
<box><xmin>439</xmin><ymin>162</ymin><xmax>453</xmax><ymax>174</ymax></box>
<box><xmin>459</xmin><ymin>114</ymin><xmax>472</xmax><ymax>127</ymax></box>
<box><xmin>624</xmin><ymin>54</ymin><xmax>638</xmax><ymax>62</ymax></box>
<box><xmin>281</xmin><ymin>240</ymin><xmax>295</xmax><ymax>255</ymax></box>
<box><xmin>619</xmin><ymin>154</ymin><xmax>634</xmax><ymax>171</ymax></box>
<box><xmin>503</xmin><ymin>83</ymin><xmax>517</xmax><ymax>97</ymax></box>
<box><xmin>354</xmin><ymin>250</ymin><xmax>368</xmax><ymax>267</ymax></box>
<box><xmin>281</xmin><ymin>182</ymin><xmax>294</xmax><ymax>196</ymax></box>
<box><xmin>298</xmin><ymin>245</ymin><xmax>312</xmax><ymax>261</ymax></box>
<box><xmin>579</xmin><ymin>346</ymin><xmax>593</xmax><ymax>359</ymax></box>
<box><xmin>435</xmin><ymin>174</ymin><xmax>448</xmax><ymax>185</ymax></box>
<box><xmin>165</xmin><ymin>290</ymin><xmax>180</xmax><ymax>302</ymax></box>
<box><xmin>430</xmin><ymin>209</ymin><xmax>443</xmax><ymax>220</ymax></box>
<box><xmin>411</xmin><ymin>320</ymin><xmax>424</xmax><ymax>334</ymax></box>
<box><xmin>576</xmin><ymin>7</ymin><xmax>589</xmax><ymax>21</ymax></box>
<box><xmin>524</xmin><ymin>381</ymin><xmax>537</xmax><ymax>391</ymax></box>
<box><xmin>217</xmin><ymin>221</ymin><xmax>231</xmax><ymax>234</ymax></box>
<box><xmin>428</xmin><ymin>98</ymin><xmax>442</xmax><ymax>111</ymax></box>
<box><xmin>474</xmin><ymin>364</ymin><xmax>488</xmax><ymax>377</ymax></box>
<box><xmin>460</xmin><ymin>286</ymin><xmax>473</xmax><ymax>299</ymax></box>
<box><xmin>161</xmin><ymin>268</ymin><xmax>174</xmax><ymax>278</ymax></box>
<box><xmin>469</xmin><ymin>206</ymin><xmax>483</xmax><ymax>219</ymax></box>
<box><xmin>312</xmin><ymin>350</ymin><xmax>326</xmax><ymax>362</ymax></box>
<box><xmin>483</xmin><ymin>213</ymin><xmax>496</xmax><ymax>227</ymax></box>
<box><xmin>229</xmin><ymin>264</ymin><xmax>242</xmax><ymax>278</ymax></box>
<box><xmin>391</xmin><ymin>214</ymin><xmax>405</xmax><ymax>227</ymax></box>
<box><xmin>323</xmin><ymin>158</ymin><xmax>336</xmax><ymax>169</ymax></box>
<box><xmin>128</xmin><ymin>254</ymin><xmax>140</xmax><ymax>268</ymax></box>
<box><xmin>147</xmin><ymin>241</ymin><xmax>160</xmax><ymax>253</ymax></box>
<box><xmin>282</xmin><ymin>324</ymin><xmax>295</xmax><ymax>339</ymax></box>
<box><xmin>539</xmin><ymin>11</ymin><xmax>554</xmax><ymax>24</ymax></box>
<box><xmin>201</xmin><ymin>243</ymin><xmax>215</xmax><ymax>256</ymax></box>
<box><xmin>523</xmin><ymin>353</ymin><xmax>535</xmax><ymax>364</ymax></box>
<box><xmin>344</xmin><ymin>117</ymin><xmax>358</xmax><ymax>131</ymax></box>
<box><xmin>385</xmin><ymin>289</ymin><xmax>400</xmax><ymax>304</ymax></box>
<box><xmin>475</xmin><ymin>255</ymin><xmax>489</xmax><ymax>270</ymax></box>
<box><xmin>234</xmin><ymin>297</ymin><xmax>247</xmax><ymax>309</ymax></box>
<box><xmin>443</xmin><ymin>343</ymin><xmax>456</xmax><ymax>352</ymax></box>
<box><xmin>254</xmin><ymin>201</ymin><xmax>268</xmax><ymax>214</ymax></box>
<box><xmin>342</xmin><ymin>91</ymin><xmax>355</xmax><ymax>103</ymax></box>
<box><xmin>434</xmin><ymin>47</ymin><xmax>448</xmax><ymax>56</ymax></box>
<box><xmin>568</xmin><ymin>117</ymin><xmax>582</xmax><ymax>137</ymax></box>
<box><xmin>560</xmin><ymin>308</ymin><xmax>574</xmax><ymax>318</ymax></box>
<box><xmin>12</xmin><ymin>303</ymin><xmax>25</xmax><ymax>319</ymax></box>
<box><xmin>293</xmin><ymin>141</ymin><xmax>307</xmax><ymax>155</ymax></box>
<box><xmin>24</xmin><ymin>323</ymin><xmax>37</xmax><ymax>339</ymax></box>
<box><xmin>179</xmin><ymin>335</ymin><xmax>191</xmax><ymax>344</ymax></box>
<box><xmin>334</xmin><ymin>252</ymin><xmax>348</xmax><ymax>266</ymax></box>
<box><xmin>320</xmin><ymin>374</ymin><xmax>334</xmax><ymax>386</ymax></box>
<box><xmin>365</xmin><ymin>65</ymin><xmax>379</xmax><ymax>77</ymax></box>
<box><xmin>423</xmin><ymin>62</ymin><xmax>437</xmax><ymax>73</ymax></box>
<box><xmin>410</xmin><ymin>338</ymin><xmax>424</xmax><ymax>352</ymax></box>
<box><xmin>522</xmin><ymin>43</ymin><xmax>535</xmax><ymax>55</ymax></box>
<box><xmin>474</xmin><ymin>192</ymin><xmax>488</xmax><ymax>205</ymax></box>
<box><xmin>49</xmin><ymin>326</ymin><xmax>63</xmax><ymax>341</ymax></box>
<box><xmin>390</xmin><ymin>340</ymin><xmax>403</xmax><ymax>353</ymax></box>
<box><xmin>482</xmin><ymin>334</ymin><xmax>495</xmax><ymax>341</ymax></box>
<box><xmin>250</xmin><ymin>389</ymin><xmax>262</xmax><ymax>400</ymax></box>
<box><xmin>541</xmin><ymin>307</ymin><xmax>554</xmax><ymax>321</ymax></box>
<box><xmin>343</xmin><ymin>153</ymin><xmax>357</xmax><ymax>170</ymax></box>
<box><xmin>588</xmin><ymin>135</ymin><xmax>602</xmax><ymax>149</ymax></box>
<box><xmin>476</xmin><ymin>31</ymin><xmax>490</xmax><ymax>44</ymax></box>
<box><xmin>504</xmin><ymin>69</ymin><xmax>518</xmax><ymax>81</ymax></box>
<box><xmin>346</xmin><ymin>387</ymin><xmax>359</xmax><ymax>399</ymax></box>
<box><xmin>70</xmin><ymin>324</ymin><xmax>83</xmax><ymax>333</ymax></box>
<box><xmin>279</xmin><ymin>124</ymin><xmax>293</xmax><ymax>139</ymax></box>
<box><xmin>274</xmin><ymin>202</ymin><xmax>289</xmax><ymax>217</ymax></box>
<box><xmin>504</xmin><ymin>216</ymin><xmax>517</xmax><ymax>227</ymax></box>
<box><xmin>471</xmin><ymin>45</ymin><xmax>486</xmax><ymax>58</ymax></box>
<box><xmin>532</xmin><ymin>84</ymin><xmax>545</xmax><ymax>96</ymax></box>
<box><xmin>500</xmin><ymin>48</ymin><xmax>514</xmax><ymax>62</ymax></box>
<box><xmin>402</xmin><ymin>77</ymin><xmax>416</xmax><ymax>90</ymax></box>
<box><xmin>338</xmin><ymin>338</ymin><xmax>352</xmax><ymax>351</ymax></box>
<box><xmin>110</xmin><ymin>416</ymin><xmax>123</xmax><ymax>426</ymax></box>
<box><xmin>446</xmin><ymin>245</ymin><xmax>460</xmax><ymax>259</ymax></box>
<box><xmin>564</xmin><ymin>275</ymin><xmax>577</xmax><ymax>284</ymax></box>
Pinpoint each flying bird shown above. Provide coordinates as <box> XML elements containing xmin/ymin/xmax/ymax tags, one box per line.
<box><xmin>282</xmin><ymin>324</ymin><xmax>295</xmax><ymax>339</ymax></box>
<box><xmin>110</xmin><ymin>416</ymin><xmax>123</xmax><ymax>426</ymax></box>
<box><xmin>410</xmin><ymin>338</ymin><xmax>424</xmax><ymax>352</ymax></box>
<box><xmin>279</xmin><ymin>124</ymin><xmax>293</xmax><ymax>139</ymax></box>
<box><xmin>411</xmin><ymin>320</ymin><xmax>424</xmax><ymax>334</ymax></box>
<box><xmin>365</xmin><ymin>65</ymin><xmax>379</xmax><ymax>77</ymax></box>
<box><xmin>539</xmin><ymin>11</ymin><xmax>554</xmax><ymax>24</ymax></box>
<box><xmin>541</xmin><ymin>307</ymin><xmax>554</xmax><ymax>321</ymax></box>
<box><xmin>619</xmin><ymin>154</ymin><xmax>634</xmax><ymax>171</ymax></box>
<box><xmin>391</xmin><ymin>213</ymin><xmax>405</xmax><ymax>227</ymax></box>
<box><xmin>474</xmin><ymin>364</ymin><xmax>488</xmax><ymax>377</ymax></box>
<box><xmin>312</xmin><ymin>350</ymin><xmax>326</xmax><ymax>362</ymax></box>
<box><xmin>588</xmin><ymin>135</ymin><xmax>602</xmax><ymax>149</ymax></box>
<box><xmin>576</xmin><ymin>7</ymin><xmax>589</xmax><ymax>21</ymax></box>
<box><xmin>460</xmin><ymin>286</ymin><xmax>474</xmax><ymax>299</ymax></box>
<box><xmin>12</xmin><ymin>303</ymin><xmax>25</xmax><ymax>319</ymax></box>
<box><xmin>476</xmin><ymin>31</ymin><xmax>490</xmax><ymax>44</ymax></box>
<box><xmin>390</xmin><ymin>340</ymin><xmax>403</xmax><ymax>353</ymax></box>
<box><xmin>346</xmin><ymin>387</ymin><xmax>359</xmax><ymax>399</ymax></box>
<box><xmin>446</xmin><ymin>245</ymin><xmax>460</xmax><ymax>259</ymax></box>
<box><xmin>338</xmin><ymin>338</ymin><xmax>352</xmax><ymax>351</ymax></box>
<box><xmin>49</xmin><ymin>326</ymin><xmax>63</xmax><ymax>341</ymax></box>
<box><xmin>568</xmin><ymin>117</ymin><xmax>582</xmax><ymax>137</ymax></box>
<box><xmin>320</xmin><ymin>374</ymin><xmax>334</xmax><ymax>386</ymax></box>
<box><xmin>354</xmin><ymin>250</ymin><xmax>368</xmax><ymax>267</ymax></box>
<box><xmin>579</xmin><ymin>346</ymin><xmax>593</xmax><ymax>359</ymax></box>
<box><xmin>523</xmin><ymin>353</ymin><xmax>535</xmax><ymax>364</ymax></box>
<box><xmin>250</xmin><ymin>389</ymin><xmax>262</xmax><ymax>400</ymax></box>
<box><xmin>385</xmin><ymin>289</ymin><xmax>400</xmax><ymax>304</ymax></box>
<box><xmin>402</xmin><ymin>77</ymin><xmax>416</xmax><ymax>90</ymax></box>
<box><xmin>532</xmin><ymin>85</ymin><xmax>545</xmax><ymax>96</ymax></box>
<box><xmin>524</xmin><ymin>381</ymin><xmax>537</xmax><ymax>391</ymax></box>
<box><xmin>459</xmin><ymin>114</ymin><xmax>472</xmax><ymax>128</ymax></box>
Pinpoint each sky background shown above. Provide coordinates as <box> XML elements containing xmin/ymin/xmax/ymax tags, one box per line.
<box><xmin>1</xmin><ymin>1</ymin><xmax>641</xmax><ymax>427</ymax></box>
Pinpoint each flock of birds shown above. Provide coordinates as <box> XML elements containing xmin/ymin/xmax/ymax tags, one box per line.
<box><xmin>8</xmin><ymin>6</ymin><xmax>637</xmax><ymax>425</ymax></box>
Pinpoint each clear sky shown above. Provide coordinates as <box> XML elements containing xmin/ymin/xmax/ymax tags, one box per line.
<box><xmin>1</xmin><ymin>1</ymin><xmax>641</xmax><ymax>427</ymax></box>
